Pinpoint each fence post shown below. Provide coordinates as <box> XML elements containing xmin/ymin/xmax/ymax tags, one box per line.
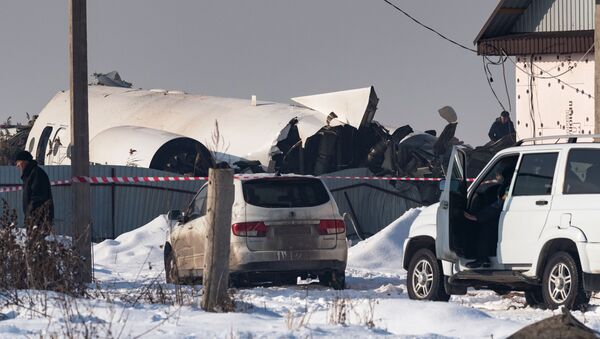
<box><xmin>201</xmin><ymin>168</ymin><xmax>234</xmax><ymax>312</ymax></box>
<box><xmin>111</xmin><ymin>167</ymin><xmax>116</xmax><ymax>239</ymax></box>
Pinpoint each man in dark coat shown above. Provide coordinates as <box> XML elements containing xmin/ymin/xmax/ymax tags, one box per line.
<box><xmin>15</xmin><ymin>151</ymin><xmax>54</xmax><ymax>225</ymax></box>
<box><xmin>463</xmin><ymin>186</ymin><xmax>505</xmax><ymax>268</ymax></box>
<box><xmin>488</xmin><ymin>111</ymin><xmax>516</xmax><ymax>142</ymax></box>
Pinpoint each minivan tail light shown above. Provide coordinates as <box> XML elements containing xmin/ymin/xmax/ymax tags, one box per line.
<box><xmin>318</xmin><ymin>220</ymin><xmax>345</xmax><ymax>235</ymax></box>
<box><xmin>232</xmin><ymin>222</ymin><xmax>268</xmax><ymax>237</ymax></box>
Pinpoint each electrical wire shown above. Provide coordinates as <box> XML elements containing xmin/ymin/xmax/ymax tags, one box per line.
<box><xmin>382</xmin><ymin>1</ymin><xmax>594</xmax><ymax>106</ymax></box>
<box><xmin>483</xmin><ymin>54</ymin><xmax>513</xmax><ymax>112</ymax></box>
<box><xmin>382</xmin><ymin>0</ymin><xmax>478</xmax><ymax>53</ymax></box>
<box><xmin>483</xmin><ymin>42</ymin><xmax>595</xmax><ymax>99</ymax></box>
<box><xmin>382</xmin><ymin>0</ymin><xmax>516</xmax><ymax>110</ymax></box>
<box><xmin>501</xmin><ymin>56</ymin><xmax>512</xmax><ymax>112</ymax></box>
<box><xmin>482</xmin><ymin>56</ymin><xmax>507</xmax><ymax>111</ymax></box>
<box><xmin>529</xmin><ymin>57</ymin><xmax>537</xmax><ymax>139</ymax></box>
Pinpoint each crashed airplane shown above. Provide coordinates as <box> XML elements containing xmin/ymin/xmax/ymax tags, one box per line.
<box><xmin>28</xmin><ymin>85</ymin><xmax>380</xmax><ymax>175</ymax></box>
<box><xmin>26</xmin><ymin>76</ymin><xmax>514</xmax><ymax>216</ymax></box>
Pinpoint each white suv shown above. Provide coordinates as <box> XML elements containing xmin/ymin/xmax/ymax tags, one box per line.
<box><xmin>403</xmin><ymin>135</ymin><xmax>600</xmax><ymax>310</ymax></box>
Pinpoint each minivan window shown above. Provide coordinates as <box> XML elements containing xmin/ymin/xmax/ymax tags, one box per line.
<box><xmin>564</xmin><ymin>149</ymin><xmax>600</xmax><ymax>194</ymax></box>
<box><xmin>512</xmin><ymin>153</ymin><xmax>558</xmax><ymax>196</ymax></box>
<box><xmin>187</xmin><ymin>185</ymin><xmax>208</xmax><ymax>220</ymax></box>
<box><xmin>243</xmin><ymin>178</ymin><xmax>330</xmax><ymax>208</ymax></box>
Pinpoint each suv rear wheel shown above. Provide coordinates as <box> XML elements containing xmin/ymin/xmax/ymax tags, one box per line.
<box><xmin>541</xmin><ymin>251</ymin><xmax>590</xmax><ymax>310</ymax></box>
<box><xmin>407</xmin><ymin>248</ymin><xmax>450</xmax><ymax>301</ymax></box>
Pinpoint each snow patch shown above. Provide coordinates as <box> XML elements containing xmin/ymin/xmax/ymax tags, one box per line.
<box><xmin>348</xmin><ymin>207</ymin><xmax>422</xmax><ymax>272</ymax></box>
<box><xmin>93</xmin><ymin>215</ymin><xmax>169</xmax><ymax>281</ymax></box>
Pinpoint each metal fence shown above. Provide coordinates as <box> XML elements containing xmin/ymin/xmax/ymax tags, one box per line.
<box><xmin>321</xmin><ymin>168</ymin><xmax>425</xmax><ymax>240</ymax></box>
<box><xmin>0</xmin><ymin>165</ymin><xmax>199</xmax><ymax>241</ymax></box>
<box><xmin>0</xmin><ymin>166</ymin><xmax>426</xmax><ymax>242</ymax></box>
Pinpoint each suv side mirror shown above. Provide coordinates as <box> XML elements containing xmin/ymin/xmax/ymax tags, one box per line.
<box><xmin>167</xmin><ymin>209</ymin><xmax>182</xmax><ymax>222</ymax></box>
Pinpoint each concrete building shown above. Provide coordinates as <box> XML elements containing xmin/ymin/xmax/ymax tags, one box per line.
<box><xmin>475</xmin><ymin>0</ymin><xmax>595</xmax><ymax>139</ymax></box>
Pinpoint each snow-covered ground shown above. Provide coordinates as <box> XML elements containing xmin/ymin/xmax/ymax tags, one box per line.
<box><xmin>2</xmin><ymin>209</ymin><xmax>600</xmax><ymax>338</ymax></box>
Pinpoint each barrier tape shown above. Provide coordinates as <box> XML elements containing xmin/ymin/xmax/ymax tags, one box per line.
<box><xmin>0</xmin><ymin>175</ymin><xmax>476</xmax><ymax>193</ymax></box>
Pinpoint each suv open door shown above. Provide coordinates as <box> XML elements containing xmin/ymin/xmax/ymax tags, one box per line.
<box><xmin>436</xmin><ymin>146</ymin><xmax>468</xmax><ymax>261</ymax></box>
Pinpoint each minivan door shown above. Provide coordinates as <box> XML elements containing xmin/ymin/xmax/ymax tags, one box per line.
<box><xmin>436</xmin><ymin>146</ymin><xmax>468</xmax><ymax>261</ymax></box>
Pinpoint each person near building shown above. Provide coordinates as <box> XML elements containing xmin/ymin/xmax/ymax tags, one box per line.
<box><xmin>15</xmin><ymin>151</ymin><xmax>54</xmax><ymax>225</ymax></box>
<box><xmin>488</xmin><ymin>111</ymin><xmax>515</xmax><ymax>142</ymax></box>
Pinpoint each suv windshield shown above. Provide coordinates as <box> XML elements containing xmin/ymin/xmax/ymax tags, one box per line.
<box><xmin>242</xmin><ymin>178</ymin><xmax>330</xmax><ymax>208</ymax></box>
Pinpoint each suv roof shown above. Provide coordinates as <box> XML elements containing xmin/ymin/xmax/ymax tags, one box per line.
<box><xmin>494</xmin><ymin>134</ymin><xmax>600</xmax><ymax>156</ymax></box>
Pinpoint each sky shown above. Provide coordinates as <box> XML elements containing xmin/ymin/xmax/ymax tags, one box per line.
<box><xmin>0</xmin><ymin>0</ymin><xmax>507</xmax><ymax>145</ymax></box>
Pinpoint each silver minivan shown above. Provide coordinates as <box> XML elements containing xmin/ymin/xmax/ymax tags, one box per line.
<box><xmin>164</xmin><ymin>174</ymin><xmax>348</xmax><ymax>289</ymax></box>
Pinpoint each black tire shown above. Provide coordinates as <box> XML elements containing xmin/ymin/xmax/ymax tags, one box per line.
<box><xmin>407</xmin><ymin>248</ymin><xmax>450</xmax><ymax>302</ymax></box>
<box><xmin>541</xmin><ymin>251</ymin><xmax>590</xmax><ymax>310</ymax></box>
<box><xmin>164</xmin><ymin>246</ymin><xmax>179</xmax><ymax>284</ymax></box>
<box><xmin>524</xmin><ymin>288</ymin><xmax>545</xmax><ymax>309</ymax></box>
<box><xmin>319</xmin><ymin>270</ymin><xmax>346</xmax><ymax>290</ymax></box>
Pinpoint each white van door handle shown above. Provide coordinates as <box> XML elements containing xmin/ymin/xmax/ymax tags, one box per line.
<box><xmin>441</xmin><ymin>200</ymin><xmax>449</xmax><ymax>209</ymax></box>
<box><xmin>536</xmin><ymin>200</ymin><xmax>548</xmax><ymax>206</ymax></box>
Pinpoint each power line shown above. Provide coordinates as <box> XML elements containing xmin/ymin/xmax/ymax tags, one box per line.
<box><xmin>382</xmin><ymin>0</ymin><xmax>478</xmax><ymax>53</ymax></box>
<box><xmin>482</xmin><ymin>56</ymin><xmax>507</xmax><ymax>112</ymax></box>
<box><xmin>483</xmin><ymin>54</ymin><xmax>513</xmax><ymax>112</ymax></box>
<box><xmin>382</xmin><ymin>0</ymin><xmax>594</xmax><ymax>106</ymax></box>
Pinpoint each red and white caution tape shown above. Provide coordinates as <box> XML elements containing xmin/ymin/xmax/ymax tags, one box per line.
<box><xmin>0</xmin><ymin>179</ymin><xmax>73</xmax><ymax>193</ymax></box>
<box><xmin>0</xmin><ymin>175</ymin><xmax>475</xmax><ymax>193</ymax></box>
<box><xmin>71</xmin><ymin>176</ymin><xmax>209</xmax><ymax>183</ymax></box>
<box><xmin>319</xmin><ymin>176</ymin><xmax>442</xmax><ymax>181</ymax></box>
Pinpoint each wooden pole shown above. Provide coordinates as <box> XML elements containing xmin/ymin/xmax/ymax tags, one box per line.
<box><xmin>201</xmin><ymin>168</ymin><xmax>234</xmax><ymax>312</ymax></box>
<box><xmin>595</xmin><ymin>0</ymin><xmax>600</xmax><ymax>134</ymax></box>
<box><xmin>69</xmin><ymin>0</ymin><xmax>92</xmax><ymax>282</ymax></box>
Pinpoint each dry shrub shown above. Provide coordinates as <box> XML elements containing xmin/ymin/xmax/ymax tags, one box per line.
<box><xmin>328</xmin><ymin>293</ymin><xmax>350</xmax><ymax>326</ymax></box>
<box><xmin>0</xmin><ymin>200</ymin><xmax>86</xmax><ymax>296</ymax></box>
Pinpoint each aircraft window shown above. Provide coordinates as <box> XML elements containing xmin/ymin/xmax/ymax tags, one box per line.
<box><xmin>512</xmin><ymin>153</ymin><xmax>558</xmax><ymax>196</ymax></box>
<box><xmin>36</xmin><ymin>126</ymin><xmax>53</xmax><ymax>165</ymax></box>
<box><xmin>28</xmin><ymin>138</ymin><xmax>35</xmax><ymax>153</ymax></box>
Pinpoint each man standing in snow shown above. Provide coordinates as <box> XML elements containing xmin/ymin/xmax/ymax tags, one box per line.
<box><xmin>15</xmin><ymin>151</ymin><xmax>54</xmax><ymax>226</ymax></box>
<box><xmin>488</xmin><ymin>111</ymin><xmax>515</xmax><ymax>142</ymax></box>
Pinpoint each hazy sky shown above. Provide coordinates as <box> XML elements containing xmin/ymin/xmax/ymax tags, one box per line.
<box><xmin>0</xmin><ymin>0</ymin><xmax>506</xmax><ymax>145</ymax></box>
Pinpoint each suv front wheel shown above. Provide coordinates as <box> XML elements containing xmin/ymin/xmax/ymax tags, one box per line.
<box><xmin>407</xmin><ymin>248</ymin><xmax>450</xmax><ymax>302</ymax></box>
<box><xmin>541</xmin><ymin>251</ymin><xmax>589</xmax><ymax>310</ymax></box>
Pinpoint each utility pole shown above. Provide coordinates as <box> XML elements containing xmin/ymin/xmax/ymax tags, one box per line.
<box><xmin>69</xmin><ymin>0</ymin><xmax>92</xmax><ymax>282</ymax></box>
<box><xmin>201</xmin><ymin>168</ymin><xmax>234</xmax><ymax>312</ymax></box>
<box><xmin>595</xmin><ymin>0</ymin><xmax>600</xmax><ymax>134</ymax></box>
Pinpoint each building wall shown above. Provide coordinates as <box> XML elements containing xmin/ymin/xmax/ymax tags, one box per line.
<box><xmin>515</xmin><ymin>52</ymin><xmax>595</xmax><ymax>140</ymax></box>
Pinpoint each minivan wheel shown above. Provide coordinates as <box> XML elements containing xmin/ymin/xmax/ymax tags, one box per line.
<box><xmin>319</xmin><ymin>270</ymin><xmax>346</xmax><ymax>290</ymax></box>
<box><xmin>164</xmin><ymin>248</ymin><xmax>179</xmax><ymax>284</ymax></box>
<box><xmin>541</xmin><ymin>251</ymin><xmax>590</xmax><ymax>310</ymax></box>
<box><xmin>407</xmin><ymin>248</ymin><xmax>450</xmax><ymax>302</ymax></box>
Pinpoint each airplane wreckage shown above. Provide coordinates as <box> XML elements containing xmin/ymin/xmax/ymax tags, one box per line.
<box><xmin>23</xmin><ymin>74</ymin><xmax>515</xmax><ymax>237</ymax></box>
